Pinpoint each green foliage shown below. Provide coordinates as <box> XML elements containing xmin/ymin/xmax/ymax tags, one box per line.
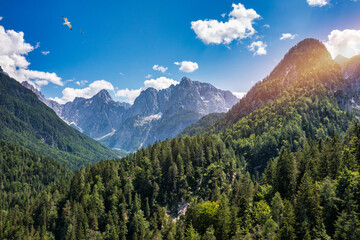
<box><xmin>0</xmin><ymin>73</ymin><xmax>118</xmax><ymax>169</ymax></box>
<box><xmin>2</xmin><ymin>37</ymin><xmax>360</xmax><ymax>239</ymax></box>
<box><xmin>177</xmin><ymin>40</ymin><xmax>353</xmax><ymax>174</ymax></box>
<box><xmin>2</xmin><ymin>124</ymin><xmax>360</xmax><ymax>239</ymax></box>
<box><xmin>178</xmin><ymin>113</ymin><xmax>225</xmax><ymax>138</ymax></box>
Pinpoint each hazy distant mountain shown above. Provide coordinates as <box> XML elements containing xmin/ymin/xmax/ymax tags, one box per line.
<box><xmin>24</xmin><ymin>77</ymin><xmax>238</xmax><ymax>151</ymax></box>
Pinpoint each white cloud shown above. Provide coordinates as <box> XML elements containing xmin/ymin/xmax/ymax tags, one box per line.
<box><xmin>152</xmin><ymin>64</ymin><xmax>168</xmax><ymax>73</ymax></box>
<box><xmin>221</xmin><ymin>13</ymin><xmax>226</xmax><ymax>18</ymax></box>
<box><xmin>75</xmin><ymin>80</ymin><xmax>88</xmax><ymax>86</ymax></box>
<box><xmin>191</xmin><ymin>3</ymin><xmax>261</xmax><ymax>45</ymax></box>
<box><xmin>144</xmin><ymin>76</ymin><xmax>179</xmax><ymax>89</ymax></box>
<box><xmin>145</xmin><ymin>74</ymin><xmax>152</xmax><ymax>79</ymax></box>
<box><xmin>51</xmin><ymin>80</ymin><xmax>114</xmax><ymax>104</ymax></box>
<box><xmin>0</xmin><ymin>17</ymin><xmax>3</xmax><ymax>21</ymax></box>
<box><xmin>280</xmin><ymin>33</ymin><xmax>297</xmax><ymax>40</ymax></box>
<box><xmin>174</xmin><ymin>61</ymin><xmax>199</xmax><ymax>73</ymax></box>
<box><xmin>263</xmin><ymin>24</ymin><xmax>270</xmax><ymax>28</ymax></box>
<box><xmin>35</xmin><ymin>42</ymin><xmax>40</xmax><ymax>49</ymax></box>
<box><xmin>41</xmin><ymin>50</ymin><xmax>50</xmax><ymax>55</ymax></box>
<box><xmin>232</xmin><ymin>92</ymin><xmax>246</xmax><ymax>99</ymax></box>
<box><xmin>0</xmin><ymin>25</ymin><xmax>62</xmax><ymax>87</ymax></box>
<box><xmin>119</xmin><ymin>72</ymin><xmax>124</xmax><ymax>76</ymax></box>
<box><xmin>248</xmin><ymin>41</ymin><xmax>267</xmax><ymax>55</ymax></box>
<box><xmin>115</xmin><ymin>77</ymin><xmax>179</xmax><ymax>104</ymax></box>
<box><xmin>307</xmin><ymin>0</ymin><xmax>329</xmax><ymax>7</ymax></box>
<box><xmin>324</xmin><ymin>29</ymin><xmax>360</xmax><ymax>58</ymax></box>
<box><xmin>115</xmin><ymin>88</ymin><xmax>142</xmax><ymax>104</ymax></box>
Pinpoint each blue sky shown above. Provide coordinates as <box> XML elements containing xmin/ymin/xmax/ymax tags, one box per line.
<box><xmin>1</xmin><ymin>0</ymin><xmax>360</xmax><ymax>103</ymax></box>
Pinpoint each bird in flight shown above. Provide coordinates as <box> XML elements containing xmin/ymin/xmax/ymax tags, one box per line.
<box><xmin>62</xmin><ymin>16</ymin><xmax>72</xmax><ymax>30</ymax></box>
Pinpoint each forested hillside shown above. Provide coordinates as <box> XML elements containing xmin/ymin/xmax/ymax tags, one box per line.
<box><xmin>2</xmin><ymin>123</ymin><xmax>360</xmax><ymax>239</ymax></box>
<box><xmin>180</xmin><ymin>39</ymin><xmax>355</xmax><ymax>172</ymax></box>
<box><xmin>0</xmin><ymin>70</ymin><xmax>118</xmax><ymax>169</ymax></box>
<box><xmin>1</xmin><ymin>38</ymin><xmax>360</xmax><ymax>239</ymax></box>
<box><xmin>177</xmin><ymin>113</ymin><xmax>225</xmax><ymax>138</ymax></box>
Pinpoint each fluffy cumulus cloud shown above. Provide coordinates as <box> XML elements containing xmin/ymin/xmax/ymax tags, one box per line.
<box><xmin>280</xmin><ymin>33</ymin><xmax>297</xmax><ymax>40</ymax></box>
<box><xmin>51</xmin><ymin>80</ymin><xmax>114</xmax><ymax>104</ymax></box>
<box><xmin>191</xmin><ymin>3</ymin><xmax>261</xmax><ymax>45</ymax></box>
<box><xmin>152</xmin><ymin>64</ymin><xmax>168</xmax><ymax>73</ymax></box>
<box><xmin>174</xmin><ymin>61</ymin><xmax>199</xmax><ymax>73</ymax></box>
<box><xmin>0</xmin><ymin>25</ymin><xmax>62</xmax><ymax>87</ymax></box>
<box><xmin>115</xmin><ymin>77</ymin><xmax>179</xmax><ymax>104</ymax></box>
<box><xmin>307</xmin><ymin>0</ymin><xmax>329</xmax><ymax>7</ymax></box>
<box><xmin>144</xmin><ymin>76</ymin><xmax>179</xmax><ymax>89</ymax></box>
<box><xmin>248</xmin><ymin>41</ymin><xmax>267</xmax><ymax>55</ymax></box>
<box><xmin>114</xmin><ymin>88</ymin><xmax>142</xmax><ymax>104</ymax></box>
<box><xmin>232</xmin><ymin>92</ymin><xmax>246</xmax><ymax>99</ymax></box>
<box><xmin>324</xmin><ymin>29</ymin><xmax>360</xmax><ymax>59</ymax></box>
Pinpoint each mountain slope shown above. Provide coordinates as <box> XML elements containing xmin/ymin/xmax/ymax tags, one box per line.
<box><xmin>0</xmin><ymin>141</ymin><xmax>72</xmax><ymax>193</ymax></box>
<box><xmin>337</xmin><ymin>55</ymin><xmax>360</xmax><ymax>112</ymax></box>
<box><xmin>218</xmin><ymin>38</ymin><xmax>343</xmax><ymax>129</ymax></box>
<box><xmin>21</xmin><ymin>81</ymin><xmax>63</xmax><ymax>115</ymax></box>
<box><xmin>0</xmin><ymin>69</ymin><xmax>118</xmax><ymax>169</ymax></box>
<box><xmin>103</xmin><ymin>77</ymin><xmax>238</xmax><ymax>151</ymax></box>
<box><xmin>60</xmin><ymin>89</ymin><xmax>130</xmax><ymax>139</ymax></box>
<box><xmin>29</xmin><ymin>77</ymin><xmax>239</xmax><ymax>152</ymax></box>
<box><xmin>3</xmin><ymin>39</ymin><xmax>360</xmax><ymax>240</ymax></box>
<box><xmin>179</xmin><ymin>39</ymin><xmax>354</xmax><ymax>171</ymax></box>
<box><xmin>177</xmin><ymin>112</ymin><xmax>225</xmax><ymax>137</ymax></box>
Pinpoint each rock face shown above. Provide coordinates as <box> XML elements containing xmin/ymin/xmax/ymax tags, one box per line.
<box><xmin>103</xmin><ymin>77</ymin><xmax>238</xmax><ymax>151</ymax></box>
<box><xmin>337</xmin><ymin>55</ymin><xmax>360</xmax><ymax>111</ymax></box>
<box><xmin>60</xmin><ymin>90</ymin><xmax>130</xmax><ymax>139</ymax></box>
<box><xmin>23</xmin><ymin>77</ymin><xmax>239</xmax><ymax>151</ymax></box>
<box><xmin>21</xmin><ymin>81</ymin><xmax>63</xmax><ymax>115</ymax></box>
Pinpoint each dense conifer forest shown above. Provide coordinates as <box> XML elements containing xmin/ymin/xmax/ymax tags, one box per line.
<box><xmin>2</xmin><ymin>39</ymin><xmax>360</xmax><ymax>239</ymax></box>
<box><xmin>2</xmin><ymin>123</ymin><xmax>360</xmax><ymax>239</ymax></box>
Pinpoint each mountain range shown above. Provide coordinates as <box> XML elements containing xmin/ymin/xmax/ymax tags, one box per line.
<box><xmin>22</xmin><ymin>77</ymin><xmax>239</xmax><ymax>151</ymax></box>
<box><xmin>3</xmin><ymin>38</ymin><xmax>360</xmax><ymax>239</ymax></box>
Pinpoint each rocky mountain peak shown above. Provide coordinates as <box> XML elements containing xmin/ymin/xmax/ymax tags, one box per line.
<box><xmin>21</xmin><ymin>81</ymin><xmax>47</xmax><ymax>102</ymax></box>
<box><xmin>221</xmin><ymin>38</ymin><xmax>343</xmax><ymax>128</ymax></box>
<box><xmin>179</xmin><ymin>77</ymin><xmax>193</xmax><ymax>88</ymax></box>
<box><xmin>266</xmin><ymin>39</ymin><xmax>333</xmax><ymax>84</ymax></box>
<box><xmin>91</xmin><ymin>89</ymin><xmax>113</xmax><ymax>103</ymax></box>
<box><xmin>21</xmin><ymin>81</ymin><xmax>36</xmax><ymax>91</ymax></box>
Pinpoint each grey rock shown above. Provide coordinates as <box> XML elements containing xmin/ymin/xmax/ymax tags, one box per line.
<box><xmin>26</xmin><ymin>77</ymin><xmax>239</xmax><ymax>152</ymax></box>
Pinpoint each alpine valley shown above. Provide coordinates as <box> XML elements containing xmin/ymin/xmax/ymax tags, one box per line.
<box><xmin>3</xmin><ymin>38</ymin><xmax>360</xmax><ymax>240</ymax></box>
<box><xmin>22</xmin><ymin>77</ymin><xmax>239</xmax><ymax>152</ymax></box>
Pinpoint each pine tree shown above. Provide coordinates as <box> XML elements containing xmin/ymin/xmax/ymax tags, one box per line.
<box><xmin>202</xmin><ymin>226</ymin><xmax>216</xmax><ymax>240</ymax></box>
<box><xmin>271</xmin><ymin>192</ymin><xmax>284</xmax><ymax>225</ymax></box>
<box><xmin>274</xmin><ymin>148</ymin><xmax>297</xmax><ymax>198</ymax></box>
